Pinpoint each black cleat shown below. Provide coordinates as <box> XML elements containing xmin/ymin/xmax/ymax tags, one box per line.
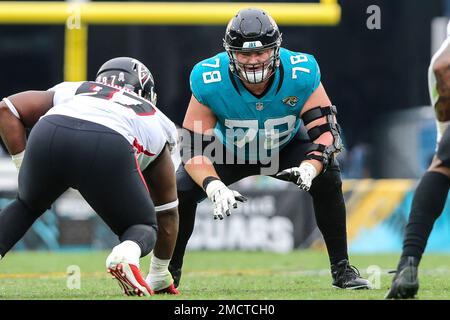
<box><xmin>168</xmin><ymin>264</ymin><xmax>182</xmax><ymax>288</ymax></box>
<box><xmin>385</xmin><ymin>256</ymin><xmax>419</xmax><ymax>299</ymax></box>
<box><xmin>331</xmin><ymin>259</ymin><xmax>372</xmax><ymax>290</ymax></box>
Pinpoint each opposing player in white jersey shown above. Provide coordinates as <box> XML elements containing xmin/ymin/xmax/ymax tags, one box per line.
<box><xmin>0</xmin><ymin>57</ymin><xmax>179</xmax><ymax>297</ymax></box>
<box><xmin>386</xmin><ymin>22</ymin><xmax>450</xmax><ymax>299</ymax></box>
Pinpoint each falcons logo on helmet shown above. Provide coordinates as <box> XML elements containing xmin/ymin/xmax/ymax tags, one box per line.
<box><xmin>135</xmin><ymin>61</ymin><xmax>152</xmax><ymax>89</ymax></box>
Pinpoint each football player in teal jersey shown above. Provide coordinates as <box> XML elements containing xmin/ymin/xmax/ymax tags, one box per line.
<box><xmin>168</xmin><ymin>8</ymin><xmax>371</xmax><ymax>290</ymax></box>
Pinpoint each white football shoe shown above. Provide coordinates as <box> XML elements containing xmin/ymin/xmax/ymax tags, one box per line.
<box><xmin>106</xmin><ymin>254</ymin><xmax>153</xmax><ymax>297</ymax></box>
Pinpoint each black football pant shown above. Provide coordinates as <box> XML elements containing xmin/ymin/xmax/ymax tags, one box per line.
<box><xmin>0</xmin><ymin>115</ymin><xmax>157</xmax><ymax>257</ymax></box>
<box><xmin>169</xmin><ymin>128</ymin><xmax>348</xmax><ymax>286</ymax></box>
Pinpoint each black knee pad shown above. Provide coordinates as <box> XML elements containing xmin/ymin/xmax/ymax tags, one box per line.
<box><xmin>120</xmin><ymin>224</ymin><xmax>158</xmax><ymax>257</ymax></box>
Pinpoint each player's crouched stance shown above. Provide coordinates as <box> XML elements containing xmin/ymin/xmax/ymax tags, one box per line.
<box><xmin>0</xmin><ymin>57</ymin><xmax>179</xmax><ymax>297</ymax></box>
<box><xmin>169</xmin><ymin>8</ymin><xmax>372</xmax><ymax>290</ymax></box>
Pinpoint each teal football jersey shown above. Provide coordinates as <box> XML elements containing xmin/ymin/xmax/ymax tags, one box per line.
<box><xmin>189</xmin><ymin>48</ymin><xmax>321</xmax><ymax>161</ymax></box>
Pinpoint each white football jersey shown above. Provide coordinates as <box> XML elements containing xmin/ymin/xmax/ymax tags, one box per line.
<box><xmin>44</xmin><ymin>81</ymin><xmax>178</xmax><ymax>170</ymax></box>
<box><xmin>429</xmin><ymin>20</ymin><xmax>450</xmax><ymax>144</ymax></box>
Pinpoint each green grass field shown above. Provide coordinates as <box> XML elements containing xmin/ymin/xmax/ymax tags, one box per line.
<box><xmin>0</xmin><ymin>250</ymin><xmax>449</xmax><ymax>300</ymax></box>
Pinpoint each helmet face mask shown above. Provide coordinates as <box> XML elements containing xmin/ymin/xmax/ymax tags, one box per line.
<box><xmin>228</xmin><ymin>44</ymin><xmax>280</xmax><ymax>84</ymax></box>
<box><xmin>224</xmin><ymin>8</ymin><xmax>282</xmax><ymax>84</ymax></box>
<box><xmin>95</xmin><ymin>57</ymin><xmax>157</xmax><ymax>106</ymax></box>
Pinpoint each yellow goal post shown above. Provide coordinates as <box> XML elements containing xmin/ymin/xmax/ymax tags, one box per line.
<box><xmin>0</xmin><ymin>1</ymin><xmax>341</xmax><ymax>81</ymax></box>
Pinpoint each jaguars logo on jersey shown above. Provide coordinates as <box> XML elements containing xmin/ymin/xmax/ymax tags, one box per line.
<box><xmin>282</xmin><ymin>96</ymin><xmax>299</xmax><ymax>107</ymax></box>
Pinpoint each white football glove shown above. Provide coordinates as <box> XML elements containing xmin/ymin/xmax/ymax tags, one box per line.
<box><xmin>276</xmin><ymin>162</ymin><xmax>318</xmax><ymax>191</ymax></box>
<box><xmin>11</xmin><ymin>150</ymin><xmax>25</xmax><ymax>172</ymax></box>
<box><xmin>205</xmin><ymin>180</ymin><xmax>247</xmax><ymax>220</ymax></box>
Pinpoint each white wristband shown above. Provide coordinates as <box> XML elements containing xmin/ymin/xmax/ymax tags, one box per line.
<box><xmin>155</xmin><ymin>199</ymin><xmax>179</xmax><ymax>212</ymax></box>
<box><xmin>11</xmin><ymin>150</ymin><xmax>25</xmax><ymax>171</ymax></box>
<box><xmin>2</xmin><ymin>98</ymin><xmax>20</xmax><ymax>119</ymax></box>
